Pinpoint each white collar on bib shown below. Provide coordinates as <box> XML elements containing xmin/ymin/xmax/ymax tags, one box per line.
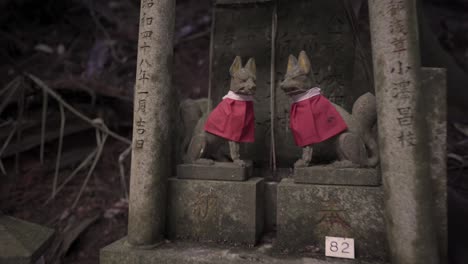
<box><xmin>291</xmin><ymin>87</ymin><xmax>321</xmax><ymax>103</ymax></box>
<box><xmin>223</xmin><ymin>91</ymin><xmax>254</xmax><ymax>101</ymax></box>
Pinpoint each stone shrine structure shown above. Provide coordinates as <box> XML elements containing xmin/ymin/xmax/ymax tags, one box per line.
<box><xmin>101</xmin><ymin>0</ymin><xmax>447</xmax><ymax>263</ymax></box>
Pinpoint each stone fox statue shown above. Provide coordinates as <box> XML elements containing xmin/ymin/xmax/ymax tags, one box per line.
<box><xmin>183</xmin><ymin>56</ymin><xmax>256</xmax><ymax>167</ymax></box>
<box><xmin>280</xmin><ymin>51</ymin><xmax>379</xmax><ymax>168</ymax></box>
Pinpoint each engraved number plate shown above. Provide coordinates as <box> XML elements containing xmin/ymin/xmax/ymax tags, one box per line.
<box><xmin>325</xmin><ymin>236</ymin><xmax>355</xmax><ymax>259</ymax></box>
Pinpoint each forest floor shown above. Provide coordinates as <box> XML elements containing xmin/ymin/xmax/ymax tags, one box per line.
<box><xmin>1</xmin><ymin>0</ymin><xmax>468</xmax><ymax>264</ymax></box>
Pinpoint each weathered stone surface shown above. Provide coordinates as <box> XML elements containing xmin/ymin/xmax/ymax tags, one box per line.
<box><xmin>264</xmin><ymin>181</ymin><xmax>277</xmax><ymax>232</ymax></box>
<box><xmin>0</xmin><ymin>215</ymin><xmax>55</xmax><ymax>264</ymax></box>
<box><xmin>101</xmin><ymin>238</ymin><xmax>387</xmax><ymax>264</ymax></box>
<box><xmin>168</xmin><ymin>178</ymin><xmax>264</xmax><ymax>246</ymax></box>
<box><xmin>294</xmin><ymin>166</ymin><xmax>380</xmax><ymax>186</ymax></box>
<box><xmin>276</xmin><ymin>179</ymin><xmax>388</xmax><ymax>261</ymax></box>
<box><xmin>128</xmin><ymin>0</ymin><xmax>175</xmax><ymax>247</ymax></box>
<box><xmin>422</xmin><ymin>67</ymin><xmax>448</xmax><ymax>263</ymax></box>
<box><xmin>369</xmin><ymin>0</ymin><xmax>440</xmax><ymax>263</ymax></box>
<box><xmin>177</xmin><ymin>161</ymin><xmax>253</xmax><ymax>181</ymax></box>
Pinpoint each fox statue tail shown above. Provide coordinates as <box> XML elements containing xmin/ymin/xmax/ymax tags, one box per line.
<box><xmin>179</xmin><ymin>98</ymin><xmax>212</xmax><ymax>161</ymax></box>
<box><xmin>351</xmin><ymin>92</ymin><xmax>379</xmax><ymax>167</ymax></box>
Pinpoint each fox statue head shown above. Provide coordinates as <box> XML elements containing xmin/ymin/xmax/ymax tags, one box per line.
<box><xmin>280</xmin><ymin>50</ymin><xmax>318</xmax><ymax>96</ymax></box>
<box><xmin>229</xmin><ymin>56</ymin><xmax>256</xmax><ymax>95</ymax></box>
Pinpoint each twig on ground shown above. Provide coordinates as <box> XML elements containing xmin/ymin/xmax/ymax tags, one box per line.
<box><xmin>0</xmin><ymin>124</ymin><xmax>18</xmax><ymax>156</ymax></box>
<box><xmin>40</xmin><ymin>88</ymin><xmax>48</xmax><ymax>164</ymax></box>
<box><xmin>15</xmin><ymin>79</ymin><xmax>25</xmax><ymax>174</ymax></box>
<box><xmin>72</xmin><ymin>121</ymin><xmax>109</xmax><ymax>209</ymax></box>
<box><xmin>0</xmin><ymin>160</ymin><xmax>6</xmax><ymax>175</ymax></box>
<box><xmin>51</xmin><ymin>104</ymin><xmax>66</xmax><ymax>199</ymax></box>
<box><xmin>0</xmin><ymin>123</ymin><xmax>17</xmax><ymax>175</ymax></box>
<box><xmin>0</xmin><ymin>77</ymin><xmax>21</xmax><ymax>116</ymax></box>
<box><xmin>118</xmin><ymin>146</ymin><xmax>131</xmax><ymax>199</ymax></box>
<box><xmin>44</xmin><ymin>149</ymin><xmax>97</xmax><ymax>205</ymax></box>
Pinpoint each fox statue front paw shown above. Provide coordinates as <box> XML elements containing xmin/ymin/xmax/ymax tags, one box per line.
<box><xmin>195</xmin><ymin>158</ymin><xmax>215</xmax><ymax>165</ymax></box>
<box><xmin>233</xmin><ymin>159</ymin><xmax>247</xmax><ymax>167</ymax></box>
<box><xmin>294</xmin><ymin>159</ymin><xmax>310</xmax><ymax>168</ymax></box>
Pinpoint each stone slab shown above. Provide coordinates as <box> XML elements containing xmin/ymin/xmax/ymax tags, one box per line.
<box><xmin>177</xmin><ymin>161</ymin><xmax>253</xmax><ymax>181</ymax></box>
<box><xmin>293</xmin><ymin>166</ymin><xmax>380</xmax><ymax>186</ymax></box>
<box><xmin>168</xmin><ymin>177</ymin><xmax>264</xmax><ymax>246</ymax></box>
<box><xmin>101</xmin><ymin>238</ymin><xmax>387</xmax><ymax>264</ymax></box>
<box><xmin>422</xmin><ymin>67</ymin><xmax>448</xmax><ymax>263</ymax></box>
<box><xmin>0</xmin><ymin>215</ymin><xmax>55</xmax><ymax>264</ymax></box>
<box><xmin>264</xmin><ymin>181</ymin><xmax>277</xmax><ymax>232</ymax></box>
<box><xmin>276</xmin><ymin>179</ymin><xmax>388</xmax><ymax>262</ymax></box>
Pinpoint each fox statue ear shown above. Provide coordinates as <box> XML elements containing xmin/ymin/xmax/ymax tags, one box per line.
<box><xmin>298</xmin><ymin>50</ymin><xmax>311</xmax><ymax>74</ymax></box>
<box><xmin>287</xmin><ymin>55</ymin><xmax>298</xmax><ymax>74</ymax></box>
<box><xmin>244</xmin><ymin>58</ymin><xmax>256</xmax><ymax>77</ymax></box>
<box><xmin>230</xmin><ymin>56</ymin><xmax>242</xmax><ymax>76</ymax></box>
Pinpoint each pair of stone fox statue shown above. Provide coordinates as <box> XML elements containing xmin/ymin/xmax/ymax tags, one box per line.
<box><xmin>182</xmin><ymin>51</ymin><xmax>379</xmax><ymax>168</ymax></box>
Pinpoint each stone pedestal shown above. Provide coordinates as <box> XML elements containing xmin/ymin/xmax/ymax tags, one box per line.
<box><xmin>177</xmin><ymin>161</ymin><xmax>253</xmax><ymax>181</ymax></box>
<box><xmin>168</xmin><ymin>177</ymin><xmax>264</xmax><ymax>246</ymax></box>
<box><xmin>294</xmin><ymin>166</ymin><xmax>380</xmax><ymax>186</ymax></box>
<box><xmin>0</xmin><ymin>215</ymin><xmax>55</xmax><ymax>264</ymax></box>
<box><xmin>101</xmin><ymin>239</ymin><xmax>388</xmax><ymax>264</ymax></box>
<box><xmin>276</xmin><ymin>178</ymin><xmax>388</xmax><ymax>261</ymax></box>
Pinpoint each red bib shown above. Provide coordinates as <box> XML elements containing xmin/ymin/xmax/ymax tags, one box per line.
<box><xmin>204</xmin><ymin>98</ymin><xmax>255</xmax><ymax>143</ymax></box>
<box><xmin>290</xmin><ymin>95</ymin><xmax>347</xmax><ymax>147</ymax></box>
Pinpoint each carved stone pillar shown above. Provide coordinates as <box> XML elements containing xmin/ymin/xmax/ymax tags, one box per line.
<box><xmin>368</xmin><ymin>0</ymin><xmax>439</xmax><ymax>263</ymax></box>
<box><xmin>127</xmin><ymin>0</ymin><xmax>175</xmax><ymax>247</ymax></box>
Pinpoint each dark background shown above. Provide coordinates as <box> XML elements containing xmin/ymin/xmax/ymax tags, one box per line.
<box><xmin>1</xmin><ymin>0</ymin><xmax>468</xmax><ymax>263</ymax></box>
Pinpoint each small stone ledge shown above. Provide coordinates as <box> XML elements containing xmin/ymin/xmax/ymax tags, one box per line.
<box><xmin>0</xmin><ymin>215</ymin><xmax>55</xmax><ymax>264</ymax></box>
<box><xmin>100</xmin><ymin>238</ymin><xmax>388</xmax><ymax>264</ymax></box>
<box><xmin>293</xmin><ymin>166</ymin><xmax>380</xmax><ymax>186</ymax></box>
<box><xmin>276</xmin><ymin>179</ymin><xmax>388</xmax><ymax>261</ymax></box>
<box><xmin>177</xmin><ymin>161</ymin><xmax>253</xmax><ymax>181</ymax></box>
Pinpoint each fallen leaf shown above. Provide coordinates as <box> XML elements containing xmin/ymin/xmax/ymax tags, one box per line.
<box><xmin>34</xmin><ymin>44</ymin><xmax>54</xmax><ymax>54</ymax></box>
<box><xmin>104</xmin><ymin>198</ymin><xmax>128</xmax><ymax>219</ymax></box>
<box><xmin>57</xmin><ymin>44</ymin><xmax>65</xmax><ymax>55</ymax></box>
<box><xmin>448</xmin><ymin>153</ymin><xmax>465</xmax><ymax>165</ymax></box>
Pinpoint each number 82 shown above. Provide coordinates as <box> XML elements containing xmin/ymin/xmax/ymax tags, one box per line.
<box><xmin>330</xmin><ymin>241</ymin><xmax>350</xmax><ymax>253</ymax></box>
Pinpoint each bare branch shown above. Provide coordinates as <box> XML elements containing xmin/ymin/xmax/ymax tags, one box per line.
<box><xmin>26</xmin><ymin>73</ymin><xmax>131</xmax><ymax>145</ymax></box>
<box><xmin>40</xmin><ymin>88</ymin><xmax>48</xmax><ymax>164</ymax></box>
<box><xmin>52</xmin><ymin>103</ymin><xmax>66</xmax><ymax>199</ymax></box>
<box><xmin>118</xmin><ymin>146</ymin><xmax>131</xmax><ymax>199</ymax></box>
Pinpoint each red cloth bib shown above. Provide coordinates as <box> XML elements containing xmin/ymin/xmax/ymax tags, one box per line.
<box><xmin>204</xmin><ymin>98</ymin><xmax>255</xmax><ymax>143</ymax></box>
<box><xmin>290</xmin><ymin>95</ymin><xmax>347</xmax><ymax>147</ymax></box>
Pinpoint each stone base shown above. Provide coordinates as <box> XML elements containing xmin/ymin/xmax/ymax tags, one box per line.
<box><xmin>276</xmin><ymin>179</ymin><xmax>388</xmax><ymax>262</ymax></box>
<box><xmin>177</xmin><ymin>161</ymin><xmax>253</xmax><ymax>181</ymax></box>
<box><xmin>168</xmin><ymin>177</ymin><xmax>264</xmax><ymax>246</ymax></box>
<box><xmin>294</xmin><ymin>166</ymin><xmax>380</xmax><ymax>186</ymax></box>
<box><xmin>264</xmin><ymin>181</ymin><xmax>277</xmax><ymax>232</ymax></box>
<box><xmin>0</xmin><ymin>215</ymin><xmax>55</xmax><ymax>264</ymax></box>
<box><xmin>101</xmin><ymin>238</ymin><xmax>388</xmax><ymax>264</ymax></box>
